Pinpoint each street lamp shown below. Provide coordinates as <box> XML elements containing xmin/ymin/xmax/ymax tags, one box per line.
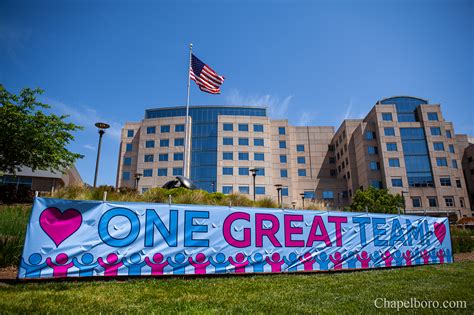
<box><xmin>291</xmin><ymin>201</ymin><xmax>296</xmax><ymax>209</ymax></box>
<box><xmin>300</xmin><ymin>193</ymin><xmax>305</xmax><ymax>210</ymax></box>
<box><xmin>401</xmin><ymin>191</ymin><xmax>408</xmax><ymax>214</ymax></box>
<box><xmin>93</xmin><ymin>122</ymin><xmax>110</xmax><ymax>188</ymax></box>
<box><xmin>274</xmin><ymin>184</ymin><xmax>282</xmax><ymax>208</ymax></box>
<box><xmin>135</xmin><ymin>173</ymin><xmax>142</xmax><ymax>191</ymax></box>
<box><xmin>249</xmin><ymin>168</ymin><xmax>257</xmax><ymax>201</ymax></box>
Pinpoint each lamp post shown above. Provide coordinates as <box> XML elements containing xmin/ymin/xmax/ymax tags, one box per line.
<box><xmin>211</xmin><ymin>181</ymin><xmax>215</xmax><ymax>193</ymax></box>
<box><xmin>249</xmin><ymin>168</ymin><xmax>257</xmax><ymax>201</ymax></box>
<box><xmin>93</xmin><ymin>122</ymin><xmax>110</xmax><ymax>188</ymax></box>
<box><xmin>300</xmin><ymin>193</ymin><xmax>305</xmax><ymax>210</ymax></box>
<box><xmin>135</xmin><ymin>173</ymin><xmax>142</xmax><ymax>191</ymax></box>
<box><xmin>292</xmin><ymin>201</ymin><xmax>296</xmax><ymax>209</ymax></box>
<box><xmin>274</xmin><ymin>184</ymin><xmax>282</xmax><ymax>208</ymax></box>
<box><xmin>401</xmin><ymin>190</ymin><xmax>408</xmax><ymax>214</ymax></box>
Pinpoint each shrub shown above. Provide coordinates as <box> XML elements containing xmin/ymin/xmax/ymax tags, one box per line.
<box><xmin>451</xmin><ymin>227</ymin><xmax>474</xmax><ymax>254</ymax></box>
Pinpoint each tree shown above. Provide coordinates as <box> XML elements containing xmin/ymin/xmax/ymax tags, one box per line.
<box><xmin>350</xmin><ymin>186</ymin><xmax>403</xmax><ymax>214</ymax></box>
<box><xmin>0</xmin><ymin>85</ymin><xmax>83</xmax><ymax>174</ymax></box>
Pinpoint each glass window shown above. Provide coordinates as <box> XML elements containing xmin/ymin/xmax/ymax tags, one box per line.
<box><xmin>430</xmin><ymin>127</ymin><xmax>441</xmax><ymax>136</ymax></box>
<box><xmin>389</xmin><ymin>158</ymin><xmax>400</xmax><ymax>167</ymax></box>
<box><xmin>146</xmin><ymin>140</ymin><xmax>155</xmax><ymax>148</ymax></box>
<box><xmin>436</xmin><ymin>157</ymin><xmax>447</xmax><ymax>167</ymax></box>
<box><xmin>239</xmin><ymin>186</ymin><xmax>249</xmax><ymax>194</ymax></box>
<box><xmin>223</xmin><ymin>152</ymin><xmax>233</xmax><ymax>160</ymax></box>
<box><xmin>238</xmin><ymin>167</ymin><xmax>249</xmax><ymax>176</ymax></box>
<box><xmin>173</xmin><ymin>168</ymin><xmax>183</xmax><ymax>176</ymax></box>
<box><xmin>238</xmin><ymin>152</ymin><xmax>249</xmax><ymax>160</ymax></box>
<box><xmin>280</xmin><ymin>169</ymin><xmax>288</xmax><ymax>178</ymax></box>
<box><xmin>223</xmin><ymin>167</ymin><xmax>233</xmax><ymax>175</ymax></box>
<box><xmin>122</xmin><ymin>171</ymin><xmax>130</xmax><ymax>180</ymax></box>
<box><xmin>297</xmin><ymin>156</ymin><xmax>306</xmax><ymax>164</ymax></box>
<box><xmin>157</xmin><ymin>168</ymin><xmax>168</xmax><ymax>176</ymax></box>
<box><xmin>146</xmin><ymin>126</ymin><xmax>156</xmax><ymax>134</ymax></box>
<box><xmin>369</xmin><ymin>161</ymin><xmax>380</xmax><ymax>170</ymax></box>
<box><xmin>322</xmin><ymin>191</ymin><xmax>334</xmax><ymax>199</ymax></box>
<box><xmin>386</xmin><ymin>143</ymin><xmax>398</xmax><ymax>151</ymax></box>
<box><xmin>126</xmin><ymin>143</ymin><xmax>133</xmax><ymax>152</ymax></box>
<box><xmin>142</xmin><ymin>187</ymin><xmax>149</xmax><ymax>193</ymax></box>
<box><xmin>427</xmin><ymin>112</ymin><xmax>438</xmax><ymax>121</ymax></box>
<box><xmin>280</xmin><ymin>155</ymin><xmax>287</xmax><ymax>163</ymax></box>
<box><xmin>382</xmin><ymin>113</ymin><xmax>393</xmax><ymax>121</ymax></box>
<box><xmin>446</xmin><ymin>130</ymin><xmax>452</xmax><ymax>138</ymax></box>
<box><xmin>238</xmin><ymin>138</ymin><xmax>249</xmax><ymax>146</ymax></box>
<box><xmin>255</xmin><ymin>187</ymin><xmax>265</xmax><ymax>195</ymax></box>
<box><xmin>440</xmin><ymin>177</ymin><xmax>451</xmax><ymax>186</ymax></box>
<box><xmin>412</xmin><ymin>197</ymin><xmax>421</xmax><ymax>208</ymax></box>
<box><xmin>365</xmin><ymin>131</ymin><xmax>376</xmax><ymax>140</ymax></box>
<box><xmin>160</xmin><ymin>139</ymin><xmax>169</xmax><ymax>147</ymax></box>
<box><xmin>127</xmin><ymin>129</ymin><xmax>134</xmax><ymax>137</ymax></box>
<box><xmin>144</xmin><ymin>154</ymin><xmax>154</xmax><ymax>162</ymax></box>
<box><xmin>143</xmin><ymin>169</ymin><xmax>153</xmax><ymax>177</ymax></box>
<box><xmin>428</xmin><ymin>197</ymin><xmax>437</xmax><ymax>207</ymax></box>
<box><xmin>254</xmin><ymin>124</ymin><xmax>264</xmax><ymax>132</ymax></box>
<box><xmin>223</xmin><ymin>123</ymin><xmax>233</xmax><ymax>131</ymax></box>
<box><xmin>391</xmin><ymin>178</ymin><xmax>403</xmax><ymax>187</ymax></box>
<box><xmin>161</xmin><ymin>125</ymin><xmax>170</xmax><ymax>133</ymax></box>
<box><xmin>254</xmin><ymin>153</ymin><xmax>265</xmax><ymax>161</ymax></box>
<box><xmin>328</xmin><ymin>144</ymin><xmax>335</xmax><ymax>151</ymax></box>
<box><xmin>444</xmin><ymin>197</ymin><xmax>454</xmax><ymax>207</ymax></box>
<box><xmin>254</xmin><ymin>138</ymin><xmax>264</xmax><ymax>146</ymax></box>
<box><xmin>174</xmin><ymin>138</ymin><xmax>184</xmax><ymax>146</ymax></box>
<box><xmin>449</xmin><ymin>144</ymin><xmax>455</xmax><ymax>153</ymax></box>
<box><xmin>255</xmin><ymin>168</ymin><xmax>265</xmax><ymax>176</ymax></box>
<box><xmin>452</xmin><ymin>160</ymin><xmax>458</xmax><ymax>169</ymax></box>
<box><xmin>175</xmin><ymin>124</ymin><xmax>185</xmax><ymax>132</ymax></box>
<box><xmin>174</xmin><ymin>152</ymin><xmax>183</xmax><ymax>161</ymax></box>
<box><xmin>222</xmin><ymin>186</ymin><xmax>233</xmax><ymax>194</ymax></box>
<box><xmin>223</xmin><ymin>137</ymin><xmax>233</xmax><ymax>145</ymax></box>
<box><xmin>456</xmin><ymin>179</ymin><xmax>462</xmax><ymax>188</ymax></box>
<box><xmin>368</xmin><ymin>146</ymin><xmax>378</xmax><ymax>155</ymax></box>
<box><xmin>330</xmin><ymin>169</ymin><xmax>337</xmax><ymax>176</ymax></box>
<box><xmin>370</xmin><ymin>180</ymin><xmax>383</xmax><ymax>189</ymax></box>
<box><xmin>296</xmin><ymin>145</ymin><xmax>305</xmax><ymax>152</ymax></box>
<box><xmin>238</xmin><ymin>124</ymin><xmax>248</xmax><ymax>131</ymax></box>
<box><xmin>278</xmin><ymin>127</ymin><xmax>286</xmax><ymax>135</ymax></box>
<box><xmin>279</xmin><ymin>141</ymin><xmax>287</xmax><ymax>149</ymax></box>
<box><xmin>282</xmin><ymin>187</ymin><xmax>289</xmax><ymax>196</ymax></box>
<box><xmin>384</xmin><ymin>127</ymin><xmax>395</xmax><ymax>136</ymax></box>
<box><xmin>159</xmin><ymin>153</ymin><xmax>168</xmax><ymax>161</ymax></box>
<box><xmin>298</xmin><ymin>169</ymin><xmax>307</xmax><ymax>177</ymax></box>
<box><xmin>124</xmin><ymin>157</ymin><xmax>132</xmax><ymax>166</ymax></box>
<box><xmin>329</xmin><ymin>157</ymin><xmax>335</xmax><ymax>164</ymax></box>
<box><xmin>433</xmin><ymin>142</ymin><xmax>444</xmax><ymax>151</ymax></box>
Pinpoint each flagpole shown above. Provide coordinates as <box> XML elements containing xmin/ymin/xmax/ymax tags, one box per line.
<box><xmin>184</xmin><ymin>43</ymin><xmax>193</xmax><ymax>178</ymax></box>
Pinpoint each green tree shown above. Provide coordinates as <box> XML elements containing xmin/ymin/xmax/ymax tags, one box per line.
<box><xmin>0</xmin><ymin>85</ymin><xmax>83</xmax><ymax>174</ymax></box>
<box><xmin>350</xmin><ymin>186</ymin><xmax>403</xmax><ymax>214</ymax></box>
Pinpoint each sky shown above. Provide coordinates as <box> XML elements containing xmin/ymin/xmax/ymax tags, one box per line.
<box><xmin>1</xmin><ymin>0</ymin><xmax>473</xmax><ymax>186</ymax></box>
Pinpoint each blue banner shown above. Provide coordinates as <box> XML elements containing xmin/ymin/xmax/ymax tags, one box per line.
<box><xmin>18</xmin><ymin>198</ymin><xmax>452</xmax><ymax>279</ymax></box>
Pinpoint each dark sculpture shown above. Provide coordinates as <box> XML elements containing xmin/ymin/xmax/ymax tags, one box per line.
<box><xmin>162</xmin><ymin>176</ymin><xmax>198</xmax><ymax>190</ymax></box>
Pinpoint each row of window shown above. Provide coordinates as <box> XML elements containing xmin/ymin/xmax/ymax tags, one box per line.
<box><xmin>366</xmin><ymin>127</ymin><xmax>452</xmax><ymax>140</ymax></box>
<box><xmin>370</xmin><ymin>177</ymin><xmax>463</xmax><ymax>189</ymax></box>
<box><xmin>382</xmin><ymin>112</ymin><xmax>440</xmax><ymax>122</ymax></box>
<box><xmin>125</xmin><ymin>139</ymin><xmax>184</xmax><ymax>152</ymax></box>
<box><xmin>410</xmin><ymin>195</ymin><xmax>465</xmax><ymax>208</ymax></box>
<box><xmin>223</xmin><ymin>152</ymin><xmax>265</xmax><ymax>161</ymax></box>
<box><xmin>125</xmin><ymin>152</ymin><xmax>184</xmax><ymax>164</ymax></box>
<box><xmin>222</xmin><ymin>185</ymin><xmax>289</xmax><ymax>196</ymax></box>
<box><xmin>127</xmin><ymin>124</ymin><xmax>186</xmax><ymax>137</ymax></box>
<box><xmin>122</xmin><ymin>168</ymin><xmax>184</xmax><ymax>180</ymax></box>
<box><xmin>222</xmin><ymin>167</ymin><xmax>265</xmax><ymax>176</ymax></box>
<box><xmin>223</xmin><ymin>137</ymin><xmax>265</xmax><ymax>146</ymax></box>
<box><xmin>223</xmin><ymin>123</ymin><xmax>264</xmax><ymax>132</ymax></box>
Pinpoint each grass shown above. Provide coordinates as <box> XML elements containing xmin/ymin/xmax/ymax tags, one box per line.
<box><xmin>0</xmin><ymin>262</ymin><xmax>473</xmax><ymax>313</ymax></box>
<box><xmin>0</xmin><ymin>205</ymin><xmax>30</xmax><ymax>267</ymax></box>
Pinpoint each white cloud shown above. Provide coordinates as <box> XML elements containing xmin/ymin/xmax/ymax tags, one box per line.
<box><xmin>225</xmin><ymin>89</ymin><xmax>293</xmax><ymax>119</ymax></box>
<box><xmin>83</xmin><ymin>144</ymin><xmax>96</xmax><ymax>151</ymax></box>
<box><xmin>343</xmin><ymin>99</ymin><xmax>353</xmax><ymax>120</ymax></box>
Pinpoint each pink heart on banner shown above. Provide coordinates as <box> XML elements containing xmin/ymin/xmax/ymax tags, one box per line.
<box><xmin>39</xmin><ymin>207</ymin><xmax>82</xmax><ymax>246</ymax></box>
<box><xmin>434</xmin><ymin>222</ymin><xmax>446</xmax><ymax>244</ymax></box>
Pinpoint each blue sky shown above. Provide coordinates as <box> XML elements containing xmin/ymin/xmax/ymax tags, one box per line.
<box><xmin>1</xmin><ymin>0</ymin><xmax>473</xmax><ymax>186</ymax></box>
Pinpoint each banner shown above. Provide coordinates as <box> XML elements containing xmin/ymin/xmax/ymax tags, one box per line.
<box><xmin>18</xmin><ymin>198</ymin><xmax>452</xmax><ymax>279</ymax></box>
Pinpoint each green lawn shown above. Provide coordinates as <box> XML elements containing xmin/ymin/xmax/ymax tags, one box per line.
<box><xmin>1</xmin><ymin>261</ymin><xmax>473</xmax><ymax>313</ymax></box>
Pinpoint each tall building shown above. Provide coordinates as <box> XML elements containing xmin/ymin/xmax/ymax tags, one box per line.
<box><xmin>456</xmin><ymin>134</ymin><xmax>474</xmax><ymax>212</ymax></box>
<box><xmin>117</xmin><ymin>97</ymin><xmax>472</xmax><ymax>218</ymax></box>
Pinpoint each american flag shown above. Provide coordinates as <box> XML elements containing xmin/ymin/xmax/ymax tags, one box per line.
<box><xmin>189</xmin><ymin>54</ymin><xmax>225</xmax><ymax>94</ymax></box>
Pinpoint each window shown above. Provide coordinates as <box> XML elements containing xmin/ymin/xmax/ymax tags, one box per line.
<box><xmin>280</xmin><ymin>169</ymin><xmax>288</xmax><ymax>178</ymax></box>
<box><xmin>160</xmin><ymin>139</ymin><xmax>169</xmax><ymax>147</ymax></box>
<box><xmin>175</xmin><ymin>124</ymin><xmax>185</xmax><ymax>132</ymax></box>
<box><xmin>142</xmin><ymin>188</ymin><xmax>149</xmax><ymax>193</ymax></box>
<box><xmin>460</xmin><ymin>198</ymin><xmax>465</xmax><ymax>208</ymax></box>
<box><xmin>160</xmin><ymin>125</ymin><xmax>170</xmax><ymax>133</ymax></box>
<box><xmin>223</xmin><ymin>167</ymin><xmax>233</xmax><ymax>175</ymax></box>
<box><xmin>239</xmin><ymin>167</ymin><xmax>249</xmax><ymax>176</ymax></box>
<box><xmin>143</xmin><ymin>169</ymin><xmax>153</xmax><ymax>177</ymax></box>
<box><xmin>440</xmin><ymin>177</ymin><xmax>451</xmax><ymax>186</ymax></box>
<box><xmin>223</xmin><ymin>123</ymin><xmax>233</xmax><ymax>131</ymax></box>
<box><xmin>389</xmin><ymin>158</ymin><xmax>400</xmax><ymax>167</ymax></box>
<box><xmin>452</xmin><ymin>160</ymin><xmax>458</xmax><ymax>169</ymax></box>
<box><xmin>456</xmin><ymin>179</ymin><xmax>462</xmax><ymax>188</ymax></box>
<box><xmin>368</xmin><ymin>146</ymin><xmax>378</xmax><ymax>155</ymax></box>
<box><xmin>365</xmin><ymin>131</ymin><xmax>376</xmax><ymax>140</ymax></box>
<box><xmin>255</xmin><ymin>187</ymin><xmax>266</xmax><ymax>195</ymax></box>
<box><xmin>382</xmin><ymin>113</ymin><xmax>393</xmax><ymax>121</ymax></box>
<box><xmin>174</xmin><ymin>138</ymin><xmax>184</xmax><ymax>146</ymax></box>
<box><xmin>322</xmin><ymin>191</ymin><xmax>334</xmax><ymax>199</ymax></box>
<box><xmin>391</xmin><ymin>178</ymin><xmax>403</xmax><ymax>187</ymax></box>
<box><xmin>370</xmin><ymin>180</ymin><xmax>383</xmax><ymax>189</ymax></box>
<box><xmin>328</xmin><ymin>144</ymin><xmax>335</xmax><ymax>151</ymax></box>
<box><xmin>370</xmin><ymin>161</ymin><xmax>380</xmax><ymax>170</ymax></box>
<box><xmin>280</xmin><ymin>155</ymin><xmax>287</xmax><ymax>163</ymax></box>
<box><xmin>254</xmin><ymin>153</ymin><xmax>265</xmax><ymax>161</ymax></box>
<box><xmin>278</xmin><ymin>127</ymin><xmax>286</xmax><ymax>135</ymax></box>
<box><xmin>127</xmin><ymin>130</ymin><xmax>134</xmax><ymax>137</ymax></box>
<box><xmin>144</xmin><ymin>154</ymin><xmax>154</xmax><ymax>162</ymax></box>
<box><xmin>297</xmin><ymin>156</ymin><xmax>306</xmax><ymax>164</ymax></box>
<box><xmin>238</xmin><ymin>124</ymin><xmax>248</xmax><ymax>131</ymax></box>
<box><xmin>174</xmin><ymin>153</ymin><xmax>183</xmax><ymax>161</ymax></box>
<box><xmin>428</xmin><ymin>197</ymin><xmax>437</xmax><ymax>207</ymax></box>
<box><xmin>122</xmin><ymin>171</ymin><xmax>130</xmax><ymax>180</ymax></box>
<box><xmin>254</xmin><ymin>124</ymin><xmax>264</xmax><ymax>132</ymax></box>
<box><xmin>384</xmin><ymin>127</ymin><xmax>395</xmax><ymax>136</ymax></box>
<box><xmin>126</xmin><ymin>143</ymin><xmax>133</xmax><ymax>152</ymax></box>
<box><xmin>157</xmin><ymin>168</ymin><xmax>168</xmax><ymax>176</ymax></box>
<box><xmin>223</xmin><ymin>137</ymin><xmax>233</xmax><ymax>145</ymax></box>
<box><xmin>436</xmin><ymin>157</ymin><xmax>447</xmax><ymax>167</ymax></box>
<box><xmin>296</xmin><ymin>144</ymin><xmax>305</xmax><ymax>152</ymax></box>
<box><xmin>412</xmin><ymin>197</ymin><xmax>421</xmax><ymax>208</ymax></box>
<box><xmin>124</xmin><ymin>157</ymin><xmax>132</xmax><ymax>166</ymax></box>
<box><xmin>223</xmin><ymin>152</ymin><xmax>233</xmax><ymax>160</ymax></box>
<box><xmin>147</xmin><ymin>126</ymin><xmax>156</xmax><ymax>134</ymax></box>
<box><xmin>427</xmin><ymin>112</ymin><xmax>438</xmax><ymax>121</ymax></box>
<box><xmin>386</xmin><ymin>143</ymin><xmax>398</xmax><ymax>151</ymax></box>
<box><xmin>347</xmin><ymin>171</ymin><xmax>351</xmax><ymax>179</ymax></box>
<box><xmin>159</xmin><ymin>153</ymin><xmax>169</xmax><ymax>161</ymax></box>
<box><xmin>449</xmin><ymin>144</ymin><xmax>455</xmax><ymax>153</ymax></box>
<box><xmin>222</xmin><ymin>186</ymin><xmax>233</xmax><ymax>194</ymax></box>
<box><xmin>430</xmin><ymin>127</ymin><xmax>441</xmax><ymax>136</ymax></box>
<box><xmin>444</xmin><ymin>197</ymin><xmax>454</xmax><ymax>207</ymax></box>
<box><xmin>446</xmin><ymin>130</ymin><xmax>452</xmax><ymax>138</ymax></box>
<box><xmin>279</xmin><ymin>141</ymin><xmax>287</xmax><ymax>149</ymax></box>
<box><xmin>146</xmin><ymin>140</ymin><xmax>155</xmax><ymax>148</ymax></box>
<box><xmin>239</xmin><ymin>186</ymin><xmax>249</xmax><ymax>194</ymax></box>
<box><xmin>330</xmin><ymin>169</ymin><xmax>337</xmax><ymax>176</ymax></box>
<box><xmin>173</xmin><ymin>168</ymin><xmax>183</xmax><ymax>176</ymax></box>
<box><xmin>254</xmin><ymin>138</ymin><xmax>264</xmax><ymax>146</ymax></box>
<box><xmin>238</xmin><ymin>152</ymin><xmax>249</xmax><ymax>160</ymax></box>
<box><xmin>255</xmin><ymin>168</ymin><xmax>265</xmax><ymax>176</ymax></box>
<box><xmin>282</xmin><ymin>187</ymin><xmax>289</xmax><ymax>196</ymax></box>
<box><xmin>238</xmin><ymin>138</ymin><xmax>249</xmax><ymax>146</ymax></box>
<box><xmin>433</xmin><ymin>142</ymin><xmax>444</xmax><ymax>151</ymax></box>
<box><xmin>298</xmin><ymin>169</ymin><xmax>307</xmax><ymax>177</ymax></box>
<box><xmin>329</xmin><ymin>157</ymin><xmax>335</xmax><ymax>164</ymax></box>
